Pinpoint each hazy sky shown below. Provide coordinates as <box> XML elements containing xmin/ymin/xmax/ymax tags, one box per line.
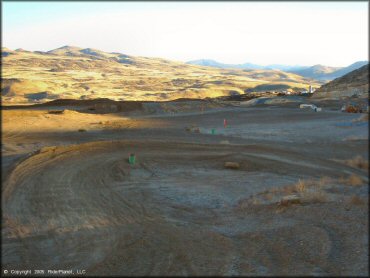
<box><xmin>2</xmin><ymin>1</ymin><xmax>368</xmax><ymax>66</ymax></box>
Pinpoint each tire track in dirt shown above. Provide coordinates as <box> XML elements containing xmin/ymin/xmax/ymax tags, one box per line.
<box><xmin>2</xmin><ymin>140</ymin><xmax>366</xmax><ymax>274</ymax></box>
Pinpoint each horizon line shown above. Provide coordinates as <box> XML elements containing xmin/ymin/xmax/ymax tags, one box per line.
<box><xmin>2</xmin><ymin>45</ymin><xmax>368</xmax><ymax>69</ymax></box>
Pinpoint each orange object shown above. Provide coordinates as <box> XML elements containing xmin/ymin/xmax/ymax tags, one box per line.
<box><xmin>346</xmin><ymin>105</ymin><xmax>360</xmax><ymax>113</ymax></box>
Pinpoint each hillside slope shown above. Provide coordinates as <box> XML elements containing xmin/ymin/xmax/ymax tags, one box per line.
<box><xmin>289</xmin><ymin>65</ymin><xmax>340</xmax><ymax>80</ymax></box>
<box><xmin>289</xmin><ymin>61</ymin><xmax>368</xmax><ymax>81</ymax></box>
<box><xmin>2</xmin><ymin>46</ymin><xmax>319</xmax><ymax>105</ymax></box>
<box><xmin>314</xmin><ymin>64</ymin><xmax>369</xmax><ymax>98</ymax></box>
<box><xmin>325</xmin><ymin>61</ymin><xmax>369</xmax><ymax>80</ymax></box>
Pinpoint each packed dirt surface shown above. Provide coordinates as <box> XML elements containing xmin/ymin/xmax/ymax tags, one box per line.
<box><xmin>2</xmin><ymin>99</ymin><xmax>368</xmax><ymax>276</ymax></box>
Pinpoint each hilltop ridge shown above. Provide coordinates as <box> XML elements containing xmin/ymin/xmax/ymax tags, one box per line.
<box><xmin>1</xmin><ymin>46</ymin><xmax>319</xmax><ymax>105</ymax></box>
<box><xmin>314</xmin><ymin>64</ymin><xmax>369</xmax><ymax>98</ymax></box>
<box><xmin>188</xmin><ymin>59</ymin><xmax>368</xmax><ymax>81</ymax></box>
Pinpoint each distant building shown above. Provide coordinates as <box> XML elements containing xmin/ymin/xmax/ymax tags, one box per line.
<box><xmin>308</xmin><ymin>85</ymin><xmax>314</xmax><ymax>93</ymax></box>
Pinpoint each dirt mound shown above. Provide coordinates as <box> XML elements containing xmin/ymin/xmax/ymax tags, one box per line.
<box><xmin>3</xmin><ymin>98</ymin><xmax>145</xmax><ymax>114</ymax></box>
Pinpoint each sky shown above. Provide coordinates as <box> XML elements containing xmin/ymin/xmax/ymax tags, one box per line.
<box><xmin>2</xmin><ymin>1</ymin><xmax>368</xmax><ymax>67</ymax></box>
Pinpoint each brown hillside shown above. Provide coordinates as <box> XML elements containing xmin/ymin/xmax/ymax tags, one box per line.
<box><xmin>2</xmin><ymin>47</ymin><xmax>319</xmax><ymax>105</ymax></box>
<box><xmin>314</xmin><ymin>64</ymin><xmax>369</xmax><ymax>98</ymax></box>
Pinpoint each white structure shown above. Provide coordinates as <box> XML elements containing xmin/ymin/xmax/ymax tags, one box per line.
<box><xmin>300</xmin><ymin>104</ymin><xmax>316</xmax><ymax>109</ymax></box>
<box><xmin>309</xmin><ymin>85</ymin><xmax>313</xmax><ymax>93</ymax></box>
<box><xmin>299</xmin><ymin>104</ymin><xmax>322</xmax><ymax>112</ymax></box>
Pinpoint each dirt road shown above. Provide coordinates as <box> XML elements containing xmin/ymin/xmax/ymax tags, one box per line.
<box><xmin>2</xmin><ymin>103</ymin><xmax>368</xmax><ymax>275</ymax></box>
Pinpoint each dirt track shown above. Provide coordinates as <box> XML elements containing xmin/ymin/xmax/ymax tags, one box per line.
<box><xmin>1</xmin><ymin>102</ymin><xmax>368</xmax><ymax>276</ymax></box>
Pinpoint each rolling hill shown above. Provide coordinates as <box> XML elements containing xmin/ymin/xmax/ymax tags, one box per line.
<box><xmin>187</xmin><ymin>59</ymin><xmax>368</xmax><ymax>81</ymax></box>
<box><xmin>289</xmin><ymin>65</ymin><xmax>341</xmax><ymax>80</ymax></box>
<box><xmin>290</xmin><ymin>61</ymin><xmax>368</xmax><ymax>81</ymax></box>
<box><xmin>187</xmin><ymin>59</ymin><xmax>307</xmax><ymax>71</ymax></box>
<box><xmin>324</xmin><ymin>61</ymin><xmax>369</xmax><ymax>80</ymax></box>
<box><xmin>187</xmin><ymin>59</ymin><xmax>265</xmax><ymax>70</ymax></box>
<box><xmin>1</xmin><ymin>46</ymin><xmax>319</xmax><ymax>105</ymax></box>
<box><xmin>314</xmin><ymin>64</ymin><xmax>369</xmax><ymax>98</ymax></box>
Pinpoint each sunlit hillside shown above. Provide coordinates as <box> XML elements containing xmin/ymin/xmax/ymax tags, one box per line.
<box><xmin>314</xmin><ymin>64</ymin><xmax>369</xmax><ymax>98</ymax></box>
<box><xmin>1</xmin><ymin>46</ymin><xmax>320</xmax><ymax>105</ymax></box>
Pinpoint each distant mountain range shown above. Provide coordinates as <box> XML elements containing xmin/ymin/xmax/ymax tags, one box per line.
<box><xmin>187</xmin><ymin>59</ymin><xmax>368</xmax><ymax>81</ymax></box>
<box><xmin>186</xmin><ymin>59</ymin><xmax>306</xmax><ymax>71</ymax></box>
<box><xmin>289</xmin><ymin>61</ymin><xmax>368</xmax><ymax>81</ymax></box>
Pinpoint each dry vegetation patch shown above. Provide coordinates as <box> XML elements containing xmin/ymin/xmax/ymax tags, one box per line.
<box><xmin>237</xmin><ymin>174</ymin><xmax>365</xmax><ymax>211</ymax></box>
<box><xmin>224</xmin><ymin>162</ymin><xmax>240</xmax><ymax>170</ymax></box>
<box><xmin>299</xmin><ymin>190</ymin><xmax>328</xmax><ymax>204</ymax></box>
<box><xmin>340</xmin><ymin>174</ymin><xmax>364</xmax><ymax>186</ymax></box>
<box><xmin>345</xmin><ymin>156</ymin><xmax>368</xmax><ymax>170</ymax></box>
<box><xmin>349</xmin><ymin>195</ymin><xmax>367</xmax><ymax>206</ymax></box>
<box><xmin>333</xmin><ymin>155</ymin><xmax>369</xmax><ymax>170</ymax></box>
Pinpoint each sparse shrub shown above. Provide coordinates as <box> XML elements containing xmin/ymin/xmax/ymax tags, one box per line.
<box><xmin>316</xmin><ymin>176</ymin><xmax>333</xmax><ymax>187</ymax></box>
<box><xmin>78</xmin><ymin>129</ymin><xmax>87</xmax><ymax>132</ymax></box>
<box><xmin>300</xmin><ymin>190</ymin><xmax>328</xmax><ymax>203</ymax></box>
<box><xmin>281</xmin><ymin>185</ymin><xmax>295</xmax><ymax>194</ymax></box>
<box><xmin>251</xmin><ymin>197</ymin><xmax>261</xmax><ymax>205</ymax></box>
<box><xmin>274</xmin><ymin>178</ymin><xmax>332</xmax><ymax>207</ymax></box>
<box><xmin>278</xmin><ymin>195</ymin><xmax>301</xmax><ymax>207</ymax></box>
<box><xmin>294</xmin><ymin>179</ymin><xmax>306</xmax><ymax>192</ymax></box>
<box><xmin>263</xmin><ymin>193</ymin><xmax>273</xmax><ymax>201</ymax></box>
<box><xmin>281</xmin><ymin>179</ymin><xmax>310</xmax><ymax>194</ymax></box>
<box><xmin>349</xmin><ymin>195</ymin><xmax>366</xmax><ymax>206</ymax></box>
<box><xmin>257</xmin><ymin>175</ymin><xmax>360</xmax><ymax>209</ymax></box>
<box><xmin>345</xmin><ymin>174</ymin><xmax>363</xmax><ymax>186</ymax></box>
<box><xmin>339</xmin><ymin>174</ymin><xmax>364</xmax><ymax>186</ymax></box>
<box><xmin>346</xmin><ymin>156</ymin><xmax>369</xmax><ymax>170</ymax></box>
<box><xmin>224</xmin><ymin>162</ymin><xmax>240</xmax><ymax>169</ymax></box>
